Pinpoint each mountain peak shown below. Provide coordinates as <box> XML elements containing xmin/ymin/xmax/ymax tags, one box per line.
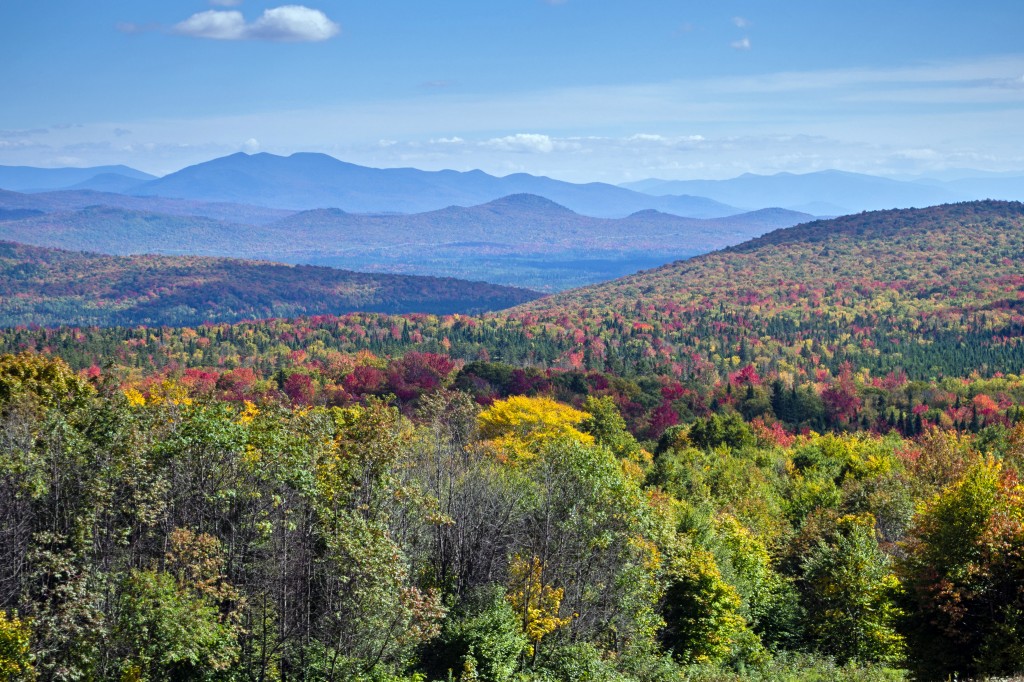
<box><xmin>481</xmin><ymin>193</ymin><xmax>576</xmax><ymax>213</ymax></box>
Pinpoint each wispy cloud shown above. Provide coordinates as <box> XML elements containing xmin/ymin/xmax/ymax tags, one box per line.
<box><xmin>172</xmin><ymin>5</ymin><xmax>340</xmax><ymax>42</ymax></box>
<box><xmin>991</xmin><ymin>74</ymin><xmax>1024</xmax><ymax>89</ymax></box>
<box><xmin>6</xmin><ymin>55</ymin><xmax>1023</xmax><ymax>180</ymax></box>
<box><xmin>732</xmin><ymin>16</ymin><xmax>751</xmax><ymax>28</ymax></box>
<box><xmin>0</xmin><ymin>128</ymin><xmax>49</xmax><ymax>138</ymax></box>
<box><xmin>116</xmin><ymin>22</ymin><xmax>160</xmax><ymax>35</ymax></box>
<box><xmin>731</xmin><ymin>37</ymin><xmax>751</xmax><ymax>51</ymax></box>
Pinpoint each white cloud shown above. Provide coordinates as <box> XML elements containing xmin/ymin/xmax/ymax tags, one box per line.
<box><xmin>732</xmin><ymin>16</ymin><xmax>751</xmax><ymax>28</ymax></box>
<box><xmin>627</xmin><ymin>133</ymin><xmax>705</xmax><ymax>146</ymax></box>
<box><xmin>248</xmin><ymin>6</ymin><xmax>340</xmax><ymax>42</ymax></box>
<box><xmin>485</xmin><ymin>133</ymin><xmax>556</xmax><ymax>153</ymax></box>
<box><xmin>628</xmin><ymin>133</ymin><xmax>668</xmax><ymax>143</ymax></box>
<box><xmin>243</xmin><ymin>138</ymin><xmax>260</xmax><ymax>152</ymax></box>
<box><xmin>172</xmin><ymin>5</ymin><xmax>339</xmax><ymax>42</ymax></box>
<box><xmin>731</xmin><ymin>37</ymin><xmax>751</xmax><ymax>50</ymax></box>
<box><xmin>172</xmin><ymin>10</ymin><xmax>247</xmax><ymax>39</ymax></box>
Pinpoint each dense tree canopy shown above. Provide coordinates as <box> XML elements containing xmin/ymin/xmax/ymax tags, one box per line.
<box><xmin>3</xmin><ymin>202</ymin><xmax>1024</xmax><ymax>679</ymax></box>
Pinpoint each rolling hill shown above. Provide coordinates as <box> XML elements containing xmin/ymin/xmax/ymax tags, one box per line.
<box><xmin>6</xmin><ymin>200</ymin><xmax>1020</xmax><ymax>384</ymax></box>
<box><xmin>0</xmin><ymin>187</ymin><xmax>294</xmax><ymax>224</ymax></box>
<box><xmin>0</xmin><ymin>241</ymin><xmax>541</xmax><ymax>327</ymax></box>
<box><xmin>502</xmin><ymin>200</ymin><xmax>1024</xmax><ymax>379</ymax></box>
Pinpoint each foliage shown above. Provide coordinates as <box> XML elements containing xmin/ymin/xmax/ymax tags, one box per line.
<box><xmin>0</xmin><ymin>611</ymin><xmax>34</xmax><ymax>680</ymax></box>
<box><xmin>0</xmin><ymin>239</ymin><xmax>539</xmax><ymax>328</ymax></box>
<box><xmin>506</xmin><ymin>555</ymin><xmax>572</xmax><ymax>649</ymax></box>
<box><xmin>898</xmin><ymin>458</ymin><xmax>1024</xmax><ymax>680</ymax></box>
<box><xmin>660</xmin><ymin>540</ymin><xmax>747</xmax><ymax>665</ymax></box>
<box><xmin>419</xmin><ymin>586</ymin><xmax>527</xmax><ymax>682</ymax></box>
<box><xmin>478</xmin><ymin>395</ymin><xmax>593</xmax><ymax>461</ymax></box>
<box><xmin>114</xmin><ymin>568</ymin><xmax>240</xmax><ymax>680</ymax></box>
<box><xmin>2</xmin><ymin>201</ymin><xmax>1024</xmax><ymax>680</ymax></box>
<box><xmin>798</xmin><ymin>515</ymin><xmax>904</xmax><ymax>664</ymax></box>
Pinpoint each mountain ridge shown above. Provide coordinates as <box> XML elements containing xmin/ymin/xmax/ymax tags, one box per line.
<box><xmin>0</xmin><ymin>239</ymin><xmax>542</xmax><ymax>327</ymax></box>
<box><xmin>0</xmin><ymin>189</ymin><xmax>813</xmax><ymax>290</ymax></box>
<box><xmin>0</xmin><ymin>164</ymin><xmax>155</xmax><ymax>192</ymax></box>
<box><xmin>131</xmin><ymin>151</ymin><xmax>742</xmax><ymax>218</ymax></box>
<box><xmin>621</xmin><ymin>169</ymin><xmax>973</xmax><ymax>214</ymax></box>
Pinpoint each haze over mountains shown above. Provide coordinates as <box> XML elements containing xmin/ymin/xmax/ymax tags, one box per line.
<box><xmin>0</xmin><ymin>186</ymin><xmax>811</xmax><ymax>291</ymax></box>
<box><xmin>0</xmin><ymin>164</ymin><xmax>155</xmax><ymax>192</ymax></box>
<box><xmin>130</xmin><ymin>152</ymin><xmax>743</xmax><ymax>218</ymax></box>
<box><xmin>621</xmin><ymin>169</ymin><xmax>1024</xmax><ymax>215</ymax></box>
<box><xmin>1</xmin><ymin>151</ymin><xmax>1021</xmax><ymax>294</ymax></box>
<box><xmin>4</xmin><ymin>152</ymin><xmax>1021</xmax><ymax>219</ymax></box>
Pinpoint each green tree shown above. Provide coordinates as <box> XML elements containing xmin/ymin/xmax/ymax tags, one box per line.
<box><xmin>660</xmin><ymin>540</ymin><xmax>747</xmax><ymax>664</ymax></box>
<box><xmin>899</xmin><ymin>458</ymin><xmax>1024</xmax><ymax>680</ymax></box>
<box><xmin>115</xmin><ymin>569</ymin><xmax>240</xmax><ymax>680</ymax></box>
<box><xmin>419</xmin><ymin>586</ymin><xmax>527</xmax><ymax>682</ymax></box>
<box><xmin>799</xmin><ymin>515</ymin><xmax>904</xmax><ymax>664</ymax></box>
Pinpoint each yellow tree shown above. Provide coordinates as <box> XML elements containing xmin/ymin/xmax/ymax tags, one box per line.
<box><xmin>505</xmin><ymin>554</ymin><xmax>572</xmax><ymax>659</ymax></box>
<box><xmin>0</xmin><ymin>611</ymin><xmax>34</xmax><ymax>680</ymax></box>
<box><xmin>478</xmin><ymin>396</ymin><xmax>593</xmax><ymax>461</ymax></box>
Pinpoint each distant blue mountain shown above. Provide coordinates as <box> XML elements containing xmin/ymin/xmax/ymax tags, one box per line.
<box><xmin>0</xmin><ymin>186</ymin><xmax>811</xmax><ymax>291</ymax></box>
<box><xmin>65</xmin><ymin>172</ymin><xmax>150</xmax><ymax>193</ymax></box>
<box><xmin>0</xmin><ymin>164</ymin><xmax>155</xmax><ymax>192</ymax></box>
<box><xmin>913</xmin><ymin>175</ymin><xmax>1024</xmax><ymax>202</ymax></box>
<box><xmin>621</xmin><ymin>170</ymin><xmax>967</xmax><ymax>214</ymax></box>
<box><xmin>131</xmin><ymin>152</ymin><xmax>741</xmax><ymax>219</ymax></box>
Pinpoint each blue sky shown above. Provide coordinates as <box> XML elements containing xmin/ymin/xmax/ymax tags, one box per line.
<box><xmin>1</xmin><ymin>1</ymin><xmax>1022</xmax><ymax>181</ymax></box>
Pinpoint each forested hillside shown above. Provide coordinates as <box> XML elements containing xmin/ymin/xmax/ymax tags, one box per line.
<box><xmin>3</xmin><ymin>201</ymin><xmax>1024</xmax><ymax>681</ymax></box>
<box><xmin>0</xmin><ymin>241</ymin><xmax>541</xmax><ymax>326</ymax></box>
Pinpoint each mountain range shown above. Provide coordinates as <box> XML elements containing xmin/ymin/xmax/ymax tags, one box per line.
<box><xmin>0</xmin><ymin>164</ymin><xmax>155</xmax><ymax>192</ymax></box>
<box><xmin>2</xmin><ymin>153</ymin><xmax>1021</xmax><ymax>293</ymax></box>
<box><xmin>0</xmin><ymin>190</ymin><xmax>811</xmax><ymax>290</ymax></box>
<box><xmin>3</xmin><ymin>155</ymin><xmax>1022</xmax><ymax>221</ymax></box>
<box><xmin>0</xmin><ymin>154</ymin><xmax>738</xmax><ymax>218</ymax></box>
<box><xmin>620</xmin><ymin>169</ymin><xmax>1024</xmax><ymax>214</ymax></box>
<box><xmin>5</xmin><ymin>200</ymin><xmax>1020</xmax><ymax>383</ymax></box>
<box><xmin>127</xmin><ymin>152</ymin><xmax>741</xmax><ymax>218</ymax></box>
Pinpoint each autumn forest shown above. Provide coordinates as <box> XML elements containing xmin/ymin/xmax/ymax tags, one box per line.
<box><xmin>0</xmin><ymin>198</ymin><xmax>1023</xmax><ymax>681</ymax></box>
